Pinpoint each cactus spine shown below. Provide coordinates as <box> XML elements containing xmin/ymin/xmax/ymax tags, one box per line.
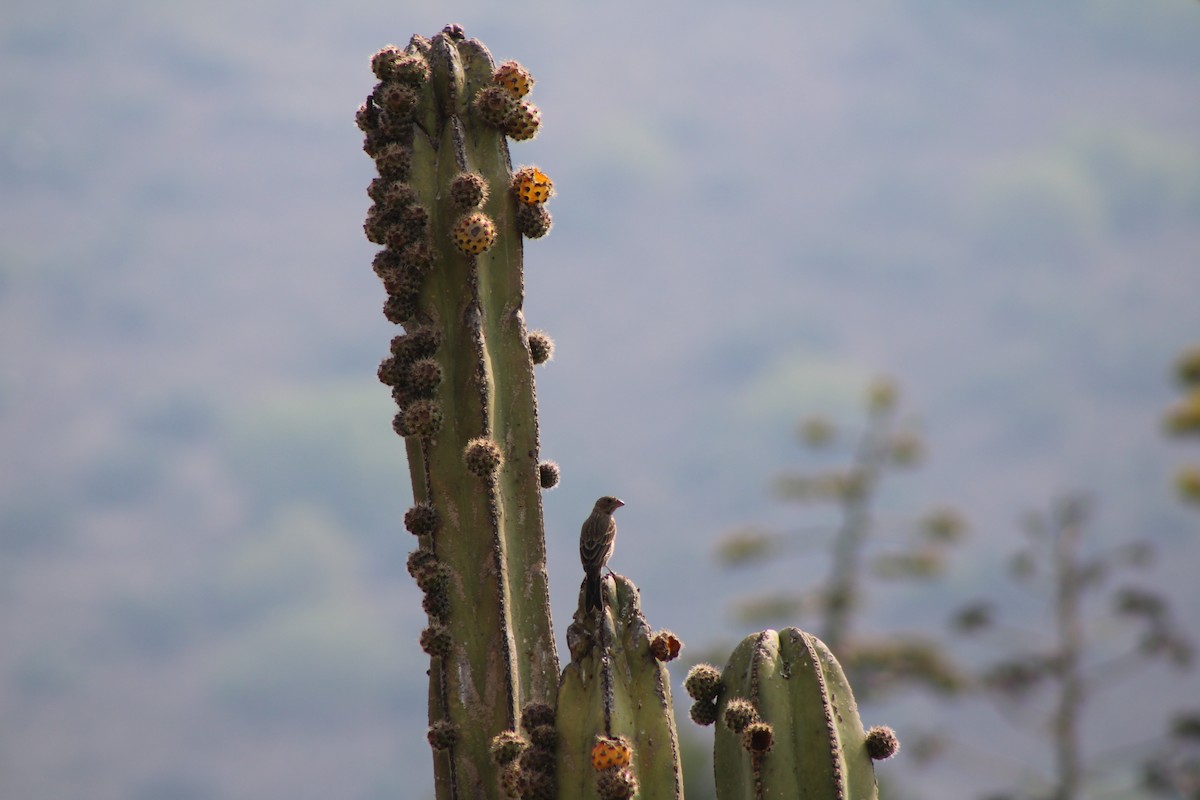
<box><xmin>713</xmin><ymin>628</ymin><xmax>884</xmax><ymax>800</ymax></box>
<box><xmin>360</xmin><ymin>26</ymin><xmax>557</xmax><ymax>799</ymax></box>
<box><xmin>556</xmin><ymin>576</ymin><xmax>685</xmax><ymax>799</ymax></box>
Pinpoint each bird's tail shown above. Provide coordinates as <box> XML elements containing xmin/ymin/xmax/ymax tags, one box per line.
<box><xmin>585</xmin><ymin>569</ymin><xmax>602</xmax><ymax>612</ymax></box>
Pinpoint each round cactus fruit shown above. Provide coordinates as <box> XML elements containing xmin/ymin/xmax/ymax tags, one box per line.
<box><xmin>865</xmin><ymin>725</ymin><xmax>900</xmax><ymax>760</ymax></box>
<box><xmin>421</xmin><ymin>587</ymin><xmax>449</xmax><ymax>620</ymax></box>
<box><xmin>370</xmin><ymin>45</ymin><xmax>403</xmax><ymax>80</ymax></box>
<box><xmin>590</xmin><ymin>736</ymin><xmax>633</xmax><ymax>770</ymax></box>
<box><xmin>500</xmin><ymin>762</ymin><xmax>521</xmax><ymax>799</ymax></box>
<box><xmin>374</xmin><ymin>141</ymin><xmax>412</xmax><ymax>180</ymax></box>
<box><xmin>383</xmin><ymin>288</ymin><xmax>419</xmax><ymax>325</ymax></box>
<box><xmin>684</xmin><ymin>663</ymin><xmax>724</xmax><ymax>702</ymax></box>
<box><xmin>407</xmin><ymin>357</ymin><xmax>443</xmax><ymax>395</ymax></box>
<box><xmin>464</xmin><ymin>437</ymin><xmax>503</xmax><ymax>477</ymax></box>
<box><xmin>516</xmin><ymin>202</ymin><xmax>552</xmax><ymax>239</ymax></box>
<box><xmin>520</xmin><ymin>701</ymin><xmax>556</xmax><ymax>732</ymax></box>
<box><xmin>493</xmin><ymin>60</ymin><xmax>534</xmax><ymax>98</ymax></box>
<box><xmin>596</xmin><ymin>767</ymin><xmax>638</xmax><ymax>800</ymax></box>
<box><xmin>689</xmin><ymin>699</ymin><xmax>719</xmax><ymax>726</ymax></box>
<box><xmin>517</xmin><ymin>768</ymin><xmax>554</xmax><ymax>800</ymax></box>
<box><xmin>392</xmin><ymin>409</ymin><xmax>413</xmax><ymax>438</ymax></box>
<box><xmin>406</xmin><ymin>547</ymin><xmax>437</xmax><ymax>579</ymax></box>
<box><xmin>427</xmin><ymin>720</ymin><xmax>458</xmax><ymax>750</ymax></box>
<box><xmin>518</xmin><ymin>744</ymin><xmax>555</xmax><ymax>771</ymax></box>
<box><xmin>404</xmin><ymin>502</ymin><xmax>439</xmax><ymax>536</ymax></box>
<box><xmin>528</xmin><ymin>724</ymin><xmax>557</xmax><ymax>751</ymax></box>
<box><xmin>723</xmin><ymin>698</ymin><xmax>759</xmax><ymax>733</ymax></box>
<box><xmin>490</xmin><ymin>730</ymin><xmax>528</xmax><ymax>765</ymax></box>
<box><xmin>505</xmin><ymin>100</ymin><xmax>541</xmax><ymax>141</ymax></box>
<box><xmin>513</xmin><ymin>166</ymin><xmax>553</xmax><ymax>205</ymax></box>
<box><xmin>650</xmin><ymin>630</ymin><xmax>683</xmax><ymax>662</ymax></box>
<box><xmin>474</xmin><ymin>85</ymin><xmax>518</xmax><ymax>128</ymax></box>
<box><xmin>376</xmin><ymin>81</ymin><xmax>419</xmax><ymax>117</ymax></box>
<box><xmin>414</xmin><ymin>561</ymin><xmax>451</xmax><ymax>594</ymax></box>
<box><xmin>419</xmin><ymin>623</ymin><xmax>451</xmax><ymax>657</ymax></box>
<box><xmin>742</xmin><ymin>721</ymin><xmax>775</xmax><ymax>754</ymax></box>
<box><xmin>391</xmin><ymin>53</ymin><xmax>431</xmax><ymax>86</ymax></box>
<box><xmin>450</xmin><ymin>171</ymin><xmax>488</xmax><ymax>211</ymax></box>
<box><xmin>452</xmin><ymin>211</ymin><xmax>497</xmax><ymax>256</ymax></box>
<box><xmin>538</xmin><ymin>460</ymin><xmax>560</xmax><ymax>489</ymax></box>
<box><xmin>402</xmin><ymin>399</ymin><xmax>443</xmax><ymax>437</ymax></box>
<box><xmin>527</xmin><ymin>330</ymin><xmax>555</xmax><ymax>364</ymax></box>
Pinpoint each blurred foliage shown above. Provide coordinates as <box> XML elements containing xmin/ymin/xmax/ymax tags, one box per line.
<box><xmin>1166</xmin><ymin>346</ymin><xmax>1200</xmax><ymax>508</ymax></box>
<box><xmin>717</xmin><ymin>378</ymin><xmax>969</xmax><ymax>703</ymax></box>
<box><xmin>958</xmin><ymin>495</ymin><xmax>1194</xmax><ymax>799</ymax></box>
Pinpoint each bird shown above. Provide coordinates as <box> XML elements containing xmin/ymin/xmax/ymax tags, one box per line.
<box><xmin>580</xmin><ymin>495</ymin><xmax>625</xmax><ymax>613</ymax></box>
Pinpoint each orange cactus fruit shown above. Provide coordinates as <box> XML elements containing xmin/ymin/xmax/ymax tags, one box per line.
<box><xmin>590</xmin><ymin>736</ymin><xmax>633</xmax><ymax>770</ymax></box>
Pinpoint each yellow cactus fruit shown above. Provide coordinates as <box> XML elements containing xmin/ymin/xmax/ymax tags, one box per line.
<box><xmin>452</xmin><ymin>212</ymin><xmax>497</xmax><ymax>256</ymax></box>
<box><xmin>493</xmin><ymin>60</ymin><xmax>534</xmax><ymax>98</ymax></box>
<box><xmin>513</xmin><ymin>166</ymin><xmax>554</xmax><ymax>205</ymax></box>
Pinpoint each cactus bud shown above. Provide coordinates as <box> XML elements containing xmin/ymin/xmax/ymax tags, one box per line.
<box><xmin>407</xmin><ymin>358</ymin><xmax>443</xmax><ymax>396</ymax></box>
<box><xmin>370</xmin><ymin>45</ymin><xmax>403</xmax><ymax>80</ymax></box>
<box><xmin>404</xmin><ymin>502</ymin><xmax>439</xmax><ymax>536</ymax></box>
<box><xmin>513</xmin><ymin>166</ymin><xmax>554</xmax><ymax>205</ymax></box>
<box><xmin>527</xmin><ymin>330</ymin><xmax>555</xmax><ymax>364</ymax></box>
<box><xmin>742</xmin><ymin>721</ymin><xmax>774</xmax><ymax>754</ymax></box>
<box><xmin>723</xmin><ymin>698</ymin><xmax>759</xmax><ymax>733</ymax></box>
<box><xmin>684</xmin><ymin>663</ymin><xmax>723</xmax><ymax>702</ymax></box>
<box><xmin>383</xmin><ymin>289</ymin><xmax>420</xmax><ymax>325</ymax></box>
<box><xmin>493</xmin><ymin>60</ymin><xmax>534</xmax><ymax>98</ymax></box>
<box><xmin>474</xmin><ymin>85</ymin><xmax>518</xmax><ymax>128</ymax></box>
<box><xmin>865</xmin><ymin>725</ymin><xmax>900</xmax><ymax>760</ymax></box>
<box><xmin>392</xmin><ymin>409</ymin><xmax>413</xmax><ymax>437</ymax></box>
<box><xmin>376</xmin><ymin>81</ymin><xmax>419</xmax><ymax>118</ymax></box>
<box><xmin>596</xmin><ymin>767</ymin><xmax>638</xmax><ymax>800</ymax></box>
<box><xmin>537</xmin><ymin>460</ymin><xmax>560</xmax><ymax>489</ymax></box>
<box><xmin>421</xmin><ymin>587</ymin><xmax>449</xmax><ymax>620</ymax></box>
<box><xmin>517</xmin><ymin>768</ymin><xmax>554</xmax><ymax>800</ymax></box>
<box><xmin>415</xmin><ymin>561</ymin><xmax>451</xmax><ymax>594</ymax></box>
<box><xmin>650</xmin><ymin>630</ymin><xmax>683</xmax><ymax>662</ymax></box>
<box><xmin>427</xmin><ymin>720</ymin><xmax>458</xmax><ymax>750</ymax></box>
<box><xmin>391</xmin><ymin>54</ymin><xmax>431</xmax><ymax>86</ymax></box>
<box><xmin>450</xmin><ymin>171</ymin><xmax>489</xmax><ymax>211</ymax></box>
<box><xmin>490</xmin><ymin>730</ymin><xmax>528</xmax><ymax>765</ymax></box>
<box><xmin>500</xmin><ymin>762</ymin><xmax>521</xmax><ymax>799</ymax></box>
<box><xmin>464</xmin><ymin>437</ymin><xmax>503</xmax><ymax>477</ymax></box>
<box><xmin>516</xmin><ymin>200</ymin><xmax>553</xmax><ymax>238</ymax></box>
<box><xmin>520</xmin><ymin>701</ymin><xmax>556</xmax><ymax>732</ymax></box>
<box><xmin>419</xmin><ymin>622</ymin><xmax>451</xmax><ymax>657</ymax></box>
<box><xmin>689</xmin><ymin>699</ymin><xmax>719</xmax><ymax>726</ymax></box>
<box><xmin>402</xmin><ymin>399</ymin><xmax>443</xmax><ymax>437</ymax></box>
<box><xmin>452</xmin><ymin>211</ymin><xmax>498</xmax><ymax>256</ymax></box>
<box><xmin>517</xmin><ymin>745</ymin><xmax>555</xmax><ymax>777</ymax></box>
<box><xmin>529</xmin><ymin>724</ymin><xmax>558</xmax><ymax>751</ymax></box>
<box><xmin>374</xmin><ymin>141</ymin><xmax>413</xmax><ymax>180</ymax></box>
<box><xmin>406</xmin><ymin>547</ymin><xmax>437</xmax><ymax>578</ymax></box>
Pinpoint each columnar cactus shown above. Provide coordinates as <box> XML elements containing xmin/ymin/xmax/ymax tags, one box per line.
<box><xmin>359</xmin><ymin>25</ymin><xmax>558</xmax><ymax>799</ymax></box>
<box><xmin>702</xmin><ymin>628</ymin><xmax>895</xmax><ymax>800</ymax></box>
<box><xmin>361</xmin><ymin>25</ymin><xmax>895</xmax><ymax>800</ymax></box>
<box><xmin>556</xmin><ymin>575</ymin><xmax>685</xmax><ymax>799</ymax></box>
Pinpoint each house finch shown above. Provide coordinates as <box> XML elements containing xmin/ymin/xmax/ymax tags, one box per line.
<box><xmin>580</xmin><ymin>496</ymin><xmax>625</xmax><ymax>612</ymax></box>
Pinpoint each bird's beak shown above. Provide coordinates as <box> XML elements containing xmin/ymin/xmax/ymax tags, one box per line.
<box><xmin>614</xmin><ymin>499</ymin><xmax>626</xmax><ymax>508</ymax></box>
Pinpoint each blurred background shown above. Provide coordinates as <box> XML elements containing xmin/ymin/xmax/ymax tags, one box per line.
<box><xmin>2</xmin><ymin>1</ymin><xmax>1198</xmax><ymax>798</ymax></box>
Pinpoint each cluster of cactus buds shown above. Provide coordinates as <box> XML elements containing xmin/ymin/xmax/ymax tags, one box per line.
<box><xmin>489</xmin><ymin>702</ymin><xmax>559</xmax><ymax>799</ymax></box>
